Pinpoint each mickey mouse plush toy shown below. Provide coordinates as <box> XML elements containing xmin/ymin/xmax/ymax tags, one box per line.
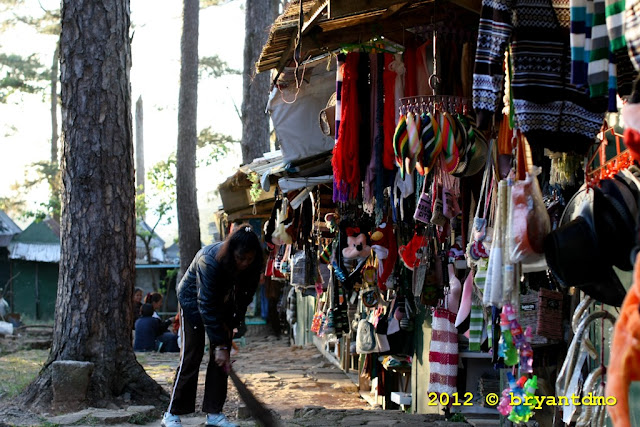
<box><xmin>333</xmin><ymin>225</ymin><xmax>371</xmax><ymax>293</ymax></box>
<box><xmin>342</xmin><ymin>227</ymin><xmax>372</xmax><ymax>260</ymax></box>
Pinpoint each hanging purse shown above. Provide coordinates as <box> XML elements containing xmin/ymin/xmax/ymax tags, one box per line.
<box><xmin>467</xmin><ymin>138</ymin><xmax>495</xmax><ymax>267</ymax></box>
<box><xmin>413</xmin><ymin>176</ymin><xmax>433</xmax><ymax>224</ymax></box>
<box><xmin>430</xmin><ymin>170</ymin><xmax>448</xmax><ymax>226</ymax></box>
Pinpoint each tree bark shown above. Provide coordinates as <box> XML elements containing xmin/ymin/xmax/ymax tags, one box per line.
<box><xmin>135</xmin><ymin>95</ymin><xmax>145</xmax><ymax>197</ymax></box>
<box><xmin>240</xmin><ymin>0</ymin><xmax>276</xmax><ymax>165</ymax></box>
<box><xmin>176</xmin><ymin>0</ymin><xmax>201</xmax><ymax>275</ymax></box>
<box><xmin>18</xmin><ymin>0</ymin><xmax>165</xmax><ymax>410</ymax></box>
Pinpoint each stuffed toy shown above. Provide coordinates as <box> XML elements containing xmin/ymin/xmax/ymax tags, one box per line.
<box><xmin>342</xmin><ymin>227</ymin><xmax>372</xmax><ymax>260</ymax></box>
<box><xmin>325</xmin><ymin>213</ymin><xmax>339</xmax><ymax>233</ymax></box>
<box><xmin>370</xmin><ymin>221</ymin><xmax>397</xmax><ymax>291</ymax></box>
<box><xmin>398</xmin><ymin>231</ymin><xmax>427</xmax><ymax>270</ymax></box>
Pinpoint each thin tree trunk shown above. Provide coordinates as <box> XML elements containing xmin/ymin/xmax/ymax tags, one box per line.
<box><xmin>51</xmin><ymin>44</ymin><xmax>61</xmax><ymax>224</ymax></box>
<box><xmin>19</xmin><ymin>0</ymin><xmax>165</xmax><ymax>410</ymax></box>
<box><xmin>50</xmin><ymin>45</ymin><xmax>59</xmax><ymax>164</ymax></box>
<box><xmin>240</xmin><ymin>0</ymin><xmax>276</xmax><ymax>165</ymax></box>
<box><xmin>135</xmin><ymin>95</ymin><xmax>145</xmax><ymax>197</ymax></box>
<box><xmin>176</xmin><ymin>0</ymin><xmax>201</xmax><ymax>275</ymax></box>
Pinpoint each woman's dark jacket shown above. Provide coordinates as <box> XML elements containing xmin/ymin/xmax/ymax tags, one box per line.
<box><xmin>176</xmin><ymin>243</ymin><xmax>259</xmax><ymax>346</ymax></box>
<box><xmin>134</xmin><ymin>316</ymin><xmax>163</xmax><ymax>351</ymax></box>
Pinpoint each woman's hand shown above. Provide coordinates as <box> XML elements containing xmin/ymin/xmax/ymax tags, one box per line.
<box><xmin>214</xmin><ymin>347</ymin><xmax>231</xmax><ymax>372</ymax></box>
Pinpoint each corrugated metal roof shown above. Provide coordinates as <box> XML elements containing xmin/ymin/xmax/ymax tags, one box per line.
<box><xmin>135</xmin><ymin>263</ymin><xmax>179</xmax><ymax>270</ymax></box>
<box><xmin>0</xmin><ymin>210</ymin><xmax>21</xmax><ymax>238</ymax></box>
<box><xmin>9</xmin><ymin>242</ymin><xmax>60</xmax><ymax>263</ymax></box>
<box><xmin>13</xmin><ymin>218</ymin><xmax>60</xmax><ymax>244</ymax></box>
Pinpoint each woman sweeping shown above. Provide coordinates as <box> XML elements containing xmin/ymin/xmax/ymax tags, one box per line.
<box><xmin>162</xmin><ymin>225</ymin><xmax>263</xmax><ymax>427</ymax></box>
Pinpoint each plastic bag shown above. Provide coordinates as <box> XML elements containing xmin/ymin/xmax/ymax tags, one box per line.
<box><xmin>356</xmin><ymin>319</ymin><xmax>377</xmax><ymax>354</ymax></box>
<box><xmin>508</xmin><ymin>167</ymin><xmax>551</xmax><ymax>264</ymax></box>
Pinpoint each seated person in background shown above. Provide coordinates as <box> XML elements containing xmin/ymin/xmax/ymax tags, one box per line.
<box><xmin>146</xmin><ymin>292</ymin><xmax>173</xmax><ymax>328</ymax></box>
<box><xmin>145</xmin><ymin>292</ymin><xmax>164</xmax><ymax>319</ymax></box>
<box><xmin>157</xmin><ymin>317</ymin><xmax>180</xmax><ymax>353</ymax></box>
<box><xmin>134</xmin><ymin>303</ymin><xmax>163</xmax><ymax>352</ymax></box>
<box><xmin>132</xmin><ymin>287</ymin><xmax>143</xmax><ymax>329</ymax></box>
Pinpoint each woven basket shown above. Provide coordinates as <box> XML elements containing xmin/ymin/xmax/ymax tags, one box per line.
<box><xmin>536</xmin><ymin>288</ymin><xmax>564</xmax><ymax>341</ymax></box>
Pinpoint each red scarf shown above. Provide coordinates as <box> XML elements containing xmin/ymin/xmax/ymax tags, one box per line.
<box><xmin>332</xmin><ymin>53</ymin><xmax>361</xmax><ymax>201</ymax></box>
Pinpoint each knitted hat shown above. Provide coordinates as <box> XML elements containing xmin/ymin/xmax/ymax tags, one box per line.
<box><xmin>393</xmin><ymin>114</ymin><xmax>409</xmax><ymax>178</ymax></box>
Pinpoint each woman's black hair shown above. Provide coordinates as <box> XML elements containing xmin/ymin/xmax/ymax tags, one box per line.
<box><xmin>216</xmin><ymin>223</ymin><xmax>264</xmax><ymax>272</ymax></box>
<box><xmin>144</xmin><ymin>292</ymin><xmax>162</xmax><ymax>304</ymax></box>
<box><xmin>141</xmin><ymin>303</ymin><xmax>154</xmax><ymax>317</ymax></box>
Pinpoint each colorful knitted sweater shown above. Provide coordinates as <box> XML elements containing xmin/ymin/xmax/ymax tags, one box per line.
<box><xmin>570</xmin><ymin>0</ymin><xmax>630</xmax><ymax>111</ymax></box>
<box><xmin>473</xmin><ymin>0</ymin><xmax>607</xmax><ymax>154</ymax></box>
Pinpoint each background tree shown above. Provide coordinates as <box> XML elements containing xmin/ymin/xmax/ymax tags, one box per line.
<box><xmin>18</xmin><ymin>0</ymin><xmax>164</xmax><ymax>409</ymax></box>
<box><xmin>240</xmin><ymin>0</ymin><xmax>279</xmax><ymax>164</ymax></box>
<box><xmin>176</xmin><ymin>0</ymin><xmax>202</xmax><ymax>276</ymax></box>
<box><xmin>136</xmin><ymin>155</ymin><xmax>176</xmax><ymax>291</ymax></box>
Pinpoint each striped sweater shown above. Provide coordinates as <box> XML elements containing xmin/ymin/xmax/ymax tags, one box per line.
<box><xmin>473</xmin><ymin>0</ymin><xmax>607</xmax><ymax>154</ymax></box>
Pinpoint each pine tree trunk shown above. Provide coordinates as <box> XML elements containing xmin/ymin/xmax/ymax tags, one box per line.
<box><xmin>18</xmin><ymin>0</ymin><xmax>165</xmax><ymax>410</ymax></box>
<box><xmin>176</xmin><ymin>0</ymin><xmax>201</xmax><ymax>274</ymax></box>
<box><xmin>240</xmin><ymin>0</ymin><xmax>276</xmax><ymax>165</ymax></box>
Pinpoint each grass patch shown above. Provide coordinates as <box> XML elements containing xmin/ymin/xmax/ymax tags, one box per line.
<box><xmin>0</xmin><ymin>349</ymin><xmax>48</xmax><ymax>400</ymax></box>
<box><xmin>128</xmin><ymin>413</ymin><xmax>155</xmax><ymax>424</ymax></box>
<box><xmin>71</xmin><ymin>416</ymin><xmax>99</xmax><ymax>426</ymax></box>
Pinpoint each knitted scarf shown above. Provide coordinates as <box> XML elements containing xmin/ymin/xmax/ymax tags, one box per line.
<box><xmin>357</xmin><ymin>53</ymin><xmax>372</xmax><ymax>178</ymax></box>
<box><xmin>374</xmin><ymin>53</ymin><xmax>386</xmax><ymax>212</ymax></box>
<box><xmin>333</xmin><ymin>53</ymin><xmax>361</xmax><ymax>202</ymax></box>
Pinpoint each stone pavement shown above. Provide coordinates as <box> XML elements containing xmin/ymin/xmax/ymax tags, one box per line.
<box><xmin>4</xmin><ymin>331</ymin><xmax>466</xmax><ymax>426</ymax></box>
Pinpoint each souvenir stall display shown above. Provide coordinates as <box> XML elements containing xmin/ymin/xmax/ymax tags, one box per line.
<box><xmin>249</xmin><ymin>0</ymin><xmax>640</xmax><ymax>424</ymax></box>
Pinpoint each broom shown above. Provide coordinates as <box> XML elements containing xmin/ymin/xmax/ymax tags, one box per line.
<box><xmin>228</xmin><ymin>366</ymin><xmax>280</xmax><ymax>427</ymax></box>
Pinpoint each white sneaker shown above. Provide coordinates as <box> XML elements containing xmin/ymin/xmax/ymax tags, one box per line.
<box><xmin>206</xmin><ymin>413</ymin><xmax>238</xmax><ymax>427</ymax></box>
<box><xmin>161</xmin><ymin>412</ymin><xmax>182</xmax><ymax>427</ymax></box>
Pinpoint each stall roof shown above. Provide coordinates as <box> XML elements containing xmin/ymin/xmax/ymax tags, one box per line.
<box><xmin>256</xmin><ymin>0</ymin><xmax>481</xmax><ymax>74</ymax></box>
<box><xmin>9</xmin><ymin>217</ymin><xmax>61</xmax><ymax>263</ymax></box>
<box><xmin>0</xmin><ymin>210</ymin><xmax>21</xmax><ymax>248</ymax></box>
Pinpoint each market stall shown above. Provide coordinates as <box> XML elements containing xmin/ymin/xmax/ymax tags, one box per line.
<box><xmin>238</xmin><ymin>0</ymin><xmax>640</xmax><ymax>425</ymax></box>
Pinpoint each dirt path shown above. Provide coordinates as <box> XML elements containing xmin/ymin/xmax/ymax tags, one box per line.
<box><xmin>141</xmin><ymin>334</ymin><xmax>373</xmax><ymax>423</ymax></box>
<box><xmin>1</xmin><ymin>331</ymin><xmax>455</xmax><ymax>426</ymax></box>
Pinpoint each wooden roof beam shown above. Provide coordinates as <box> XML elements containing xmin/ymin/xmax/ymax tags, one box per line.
<box><xmin>302</xmin><ymin>0</ymin><xmax>329</xmax><ymax>35</ymax></box>
<box><xmin>382</xmin><ymin>2</ymin><xmax>410</xmax><ymax>18</ymax></box>
<box><xmin>328</xmin><ymin>0</ymin><xmax>414</xmax><ymax>19</ymax></box>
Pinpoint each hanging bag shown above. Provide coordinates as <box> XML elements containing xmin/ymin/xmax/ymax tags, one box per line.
<box><xmin>467</xmin><ymin>140</ymin><xmax>495</xmax><ymax>267</ymax></box>
<box><xmin>508</xmin><ymin>135</ymin><xmax>551</xmax><ymax>264</ymax></box>
<box><xmin>428</xmin><ymin>307</ymin><xmax>458</xmax><ymax>395</ymax></box>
